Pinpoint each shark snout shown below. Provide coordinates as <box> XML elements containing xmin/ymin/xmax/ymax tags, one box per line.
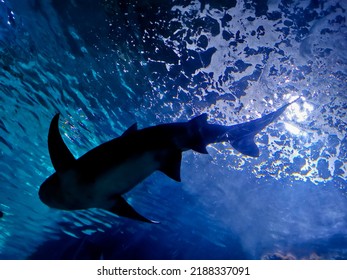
<box><xmin>38</xmin><ymin>174</ymin><xmax>61</xmax><ymax>208</ymax></box>
<box><xmin>38</xmin><ymin>181</ymin><xmax>52</xmax><ymax>207</ymax></box>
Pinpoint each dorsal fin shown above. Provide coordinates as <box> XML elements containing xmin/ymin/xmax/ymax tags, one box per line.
<box><xmin>122</xmin><ymin>123</ymin><xmax>138</xmax><ymax>136</ymax></box>
<box><xmin>189</xmin><ymin>114</ymin><xmax>209</xmax><ymax>154</ymax></box>
<box><xmin>189</xmin><ymin>113</ymin><xmax>208</xmax><ymax>126</ymax></box>
<box><xmin>231</xmin><ymin>136</ymin><xmax>259</xmax><ymax>157</ymax></box>
<box><xmin>48</xmin><ymin>113</ymin><xmax>76</xmax><ymax>172</ymax></box>
<box><xmin>159</xmin><ymin>150</ymin><xmax>182</xmax><ymax>182</ymax></box>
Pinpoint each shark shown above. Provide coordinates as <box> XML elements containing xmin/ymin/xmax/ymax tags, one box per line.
<box><xmin>39</xmin><ymin>100</ymin><xmax>296</xmax><ymax>223</ymax></box>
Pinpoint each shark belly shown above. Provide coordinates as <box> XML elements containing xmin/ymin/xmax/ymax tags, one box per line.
<box><xmin>86</xmin><ymin>151</ymin><xmax>161</xmax><ymax>206</ymax></box>
<box><xmin>56</xmin><ymin>151</ymin><xmax>161</xmax><ymax>210</ymax></box>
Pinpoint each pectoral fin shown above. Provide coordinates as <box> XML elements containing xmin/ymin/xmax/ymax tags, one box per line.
<box><xmin>48</xmin><ymin>113</ymin><xmax>76</xmax><ymax>172</ymax></box>
<box><xmin>108</xmin><ymin>196</ymin><xmax>159</xmax><ymax>224</ymax></box>
<box><xmin>158</xmin><ymin>150</ymin><xmax>182</xmax><ymax>182</ymax></box>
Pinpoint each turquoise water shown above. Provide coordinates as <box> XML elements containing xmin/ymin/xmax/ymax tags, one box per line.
<box><xmin>0</xmin><ymin>0</ymin><xmax>346</xmax><ymax>259</ymax></box>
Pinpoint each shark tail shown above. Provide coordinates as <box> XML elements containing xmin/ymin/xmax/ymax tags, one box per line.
<box><xmin>188</xmin><ymin>99</ymin><xmax>298</xmax><ymax>157</ymax></box>
<box><xmin>224</xmin><ymin>100</ymin><xmax>298</xmax><ymax>157</ymax></box>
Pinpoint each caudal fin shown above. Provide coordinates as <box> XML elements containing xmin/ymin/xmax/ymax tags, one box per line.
<box><xmin>231</xmin><ymin>136</ymin><xmax>260</xmax><ymax>157</ymax></box>
<box><xmin>187</xmin><ymin>99</ymin><xmax>298</xmax><ymax>157</ymax></box>
<box><xmin>226</xmin><ymin>99</ymin><xmax>299</xmax><ymax>157</ymax></box>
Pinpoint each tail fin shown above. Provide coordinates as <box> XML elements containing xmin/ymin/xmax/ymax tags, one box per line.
<box><xmin>187</xmin><ymin>99</ymin><xmax>298</xmax><ymax>157</ymax></box>
<box><xmin>226</xmin><ymin>99</ymin><xmax>298</xmax><ymax>157</ymax></box>
<box><xmin>231</xmin><ymin>135</ymin><xmax>260</xmax><ymax>157</ymax></box>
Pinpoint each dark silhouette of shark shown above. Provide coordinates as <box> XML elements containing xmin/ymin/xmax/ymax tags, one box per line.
<box><xmin>39</xmin><ymin>100</ymin><xmax>296</xmax><ymax>223</ymax></box>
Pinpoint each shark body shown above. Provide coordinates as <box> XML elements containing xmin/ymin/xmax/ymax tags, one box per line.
<box><xmin>39</xmin><ymin>101</ymin><xmax>295</xmax><ymax>223</ymax></box>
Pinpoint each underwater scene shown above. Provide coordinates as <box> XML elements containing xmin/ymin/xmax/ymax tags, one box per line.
<box><xmin>0</xmin><ymin>0</ymin><xmax>346</xmax><ymax>260</ymax></box>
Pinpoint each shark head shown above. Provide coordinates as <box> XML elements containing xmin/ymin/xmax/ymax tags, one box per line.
<box><xmin>39</xmin><ymin>174</ymin><xmax>65</xmax><ymax>210</ymax></box>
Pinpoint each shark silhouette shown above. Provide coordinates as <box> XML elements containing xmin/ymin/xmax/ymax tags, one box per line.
<box><xmin>39</xmin><ymin>100</ymin><xmax>296</xmax><ymax>223</ymax></box>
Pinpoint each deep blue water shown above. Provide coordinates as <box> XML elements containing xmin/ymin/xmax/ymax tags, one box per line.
<box><xmin>0</xmin><ymin>0</ymin><xmax>346</xmax><ymax>260</ymax></box>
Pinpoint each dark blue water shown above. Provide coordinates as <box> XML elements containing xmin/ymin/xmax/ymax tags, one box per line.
<box><xmin>0</xmin><ymin>0</ymin><xmax>346</xmax><ymax>260</ymax></box>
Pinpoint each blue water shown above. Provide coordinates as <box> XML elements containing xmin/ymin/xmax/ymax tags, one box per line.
<box><xmin>0</xmin><ymin>0</ymin><xmax>346</xmax><ymax>260</ymax></box>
